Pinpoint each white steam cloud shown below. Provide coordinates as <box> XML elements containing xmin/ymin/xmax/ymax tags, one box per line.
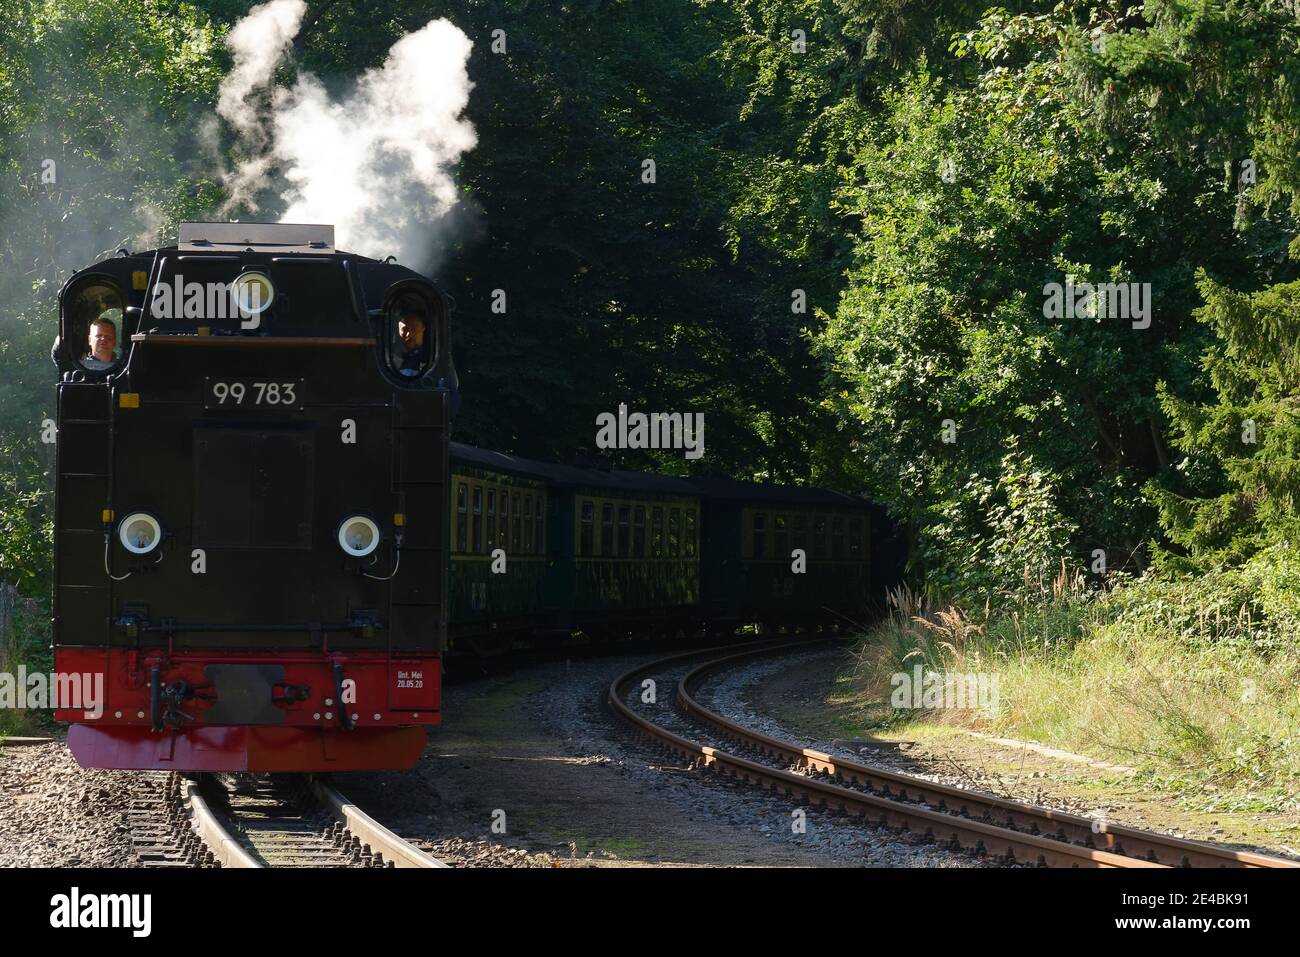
<box><xmin>216</xmin><ymin>0</ymin><xmax>307</xmax><ymax>135</ymax></box>
<box><xmin>212</xmin><ymin>0</ymin><xmax>477</xmax><ymax>271</ymax></box>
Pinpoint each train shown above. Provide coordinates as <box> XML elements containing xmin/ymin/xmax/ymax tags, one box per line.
<box><xmin>49</xmin><ymin>222</ymin><xmax>900</xmax><ymax>773</ymax></box>
<box><xmin>445</xmin><ymin>443</ymin><xmax>894</xmax><ymax>654</ymax></box>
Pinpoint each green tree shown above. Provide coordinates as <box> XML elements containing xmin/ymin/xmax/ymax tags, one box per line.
<box><xmin>813</xmin><ymin>7</ymin><xmax>1268</xmax><ymax>588</ymax></box>
<box><xmin>0</xmin><ymin>0</ymin><xmax>223</xmax><ymax>596</ymax></box>
<box><xmin>1064</xmin><ymin>0</ymin><xmax>1300</xmax><ymax>570</ymax></box>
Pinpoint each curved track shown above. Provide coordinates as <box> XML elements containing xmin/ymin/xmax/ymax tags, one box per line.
<box><xmin>609</xmin><ymin>641</ymin><xmax>1300</xmax><ymax>869</ymax></box>
<box><xmin>180</xmin><ymin>774</ymin><xmax>446</xmax><ymax>869</ymax></box>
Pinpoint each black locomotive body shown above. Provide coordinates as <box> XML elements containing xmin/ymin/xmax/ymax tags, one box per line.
<box><xmin>52</xmin><ymin>223</ymin><xmax>454</xmax><ymax>771</ymax></box>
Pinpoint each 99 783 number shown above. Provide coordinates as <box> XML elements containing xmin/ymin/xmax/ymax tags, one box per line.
<box><xmin>205</xmin><ymin>378</ymin><xmax>303</xmax><ymax>410</ymax></box>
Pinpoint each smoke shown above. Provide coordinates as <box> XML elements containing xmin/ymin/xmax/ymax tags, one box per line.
<box><xmin>216</xmin><ymin>0</ymin><xmax>307</xmax><ymax>135</ymax></box>
<box><xmin>213</xmin><ymin>1</ymin><xmax>477</xmax><ymax>272</ymax></box>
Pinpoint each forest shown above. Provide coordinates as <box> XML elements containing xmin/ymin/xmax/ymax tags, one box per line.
<box><xmin>1</xmin><ymin>0</ymin><xmax>1297</xmax><ymax>802</ymax></box>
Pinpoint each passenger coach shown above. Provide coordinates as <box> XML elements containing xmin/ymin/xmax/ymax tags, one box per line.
<box><xmin>445</xmin><ymin>445</ymin><xmax>887</xmax><ymax>654</ymax></box>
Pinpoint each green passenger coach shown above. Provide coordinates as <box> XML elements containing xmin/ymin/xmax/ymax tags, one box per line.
<box><xmin>446</xmin><ymin>443</ymin><xmax>892</xmax><ymax>655</ymax></box>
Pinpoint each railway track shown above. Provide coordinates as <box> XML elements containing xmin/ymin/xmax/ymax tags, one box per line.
<box><xmin>609</xmin><ymin>641</ymin><xmax>1300</xmax><ymax>869</ymax></box>
<box><xmin>129</xmin><ymin>773</ymin><xmax>218</xmax><ymax>867</ymax></box>
<box><xmin>165</xmin><ymin>773</ymin><xmax>446</xmax><ymax>868</ymax></box>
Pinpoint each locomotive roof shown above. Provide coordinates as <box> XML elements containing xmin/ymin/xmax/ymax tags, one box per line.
<box><xmin>178</xmin><ymin>222</ymin><xmax>336</xmax><ymax>254</ymax></box>
<box><xmin>449</xmin><ymin>442</ymin><xmax>866</xmax><ymax>508</ymax></box>
<box><xmin>116</xmin><ymin>222</ymin><xmax>398</xmax><ymax>266</ymax></box>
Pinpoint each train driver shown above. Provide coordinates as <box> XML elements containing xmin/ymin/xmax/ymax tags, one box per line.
<box><xmin>83</xmin><ymin>317</ymin><xmax>118</xmax><ymax>371</ymax></box>
<box><xmin>396</xmin><ymin>310</ymin><xmax>429</xmax><ymax>377</ymax></box>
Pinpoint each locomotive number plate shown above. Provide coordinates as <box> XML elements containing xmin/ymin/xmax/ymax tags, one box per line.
<box><xmin>205</xmin><ymin>378</ymin><xmax>303</xmax><ymax>410</ymax></box>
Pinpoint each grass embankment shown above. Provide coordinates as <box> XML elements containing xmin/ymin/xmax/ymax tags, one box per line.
<box><xmin>0</xmin><ymin>594</ymin><xmax>53</xmax><ymax>737</ymax></box>
<box><xmin>850</xmin><ymin>554</ymin><xmax>1300</xmax><ymax>813</ymax></box>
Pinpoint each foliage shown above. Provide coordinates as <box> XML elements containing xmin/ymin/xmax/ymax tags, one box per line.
<box><xmin>0</xmin><ymin>0</ymin><xmax>224</xmax><ymax>602</ymax></box>
<box><xmin>0</xmin><ymin>0</ymin><xmax>1298</xmax><ymax>655</ymax></box>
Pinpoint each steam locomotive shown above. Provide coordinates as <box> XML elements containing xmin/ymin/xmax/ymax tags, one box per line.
<box><xmin>51</xmin><ymin>223</ymin><xmax>453</xmax><ymax>771</ymax></box>
<box><xmin>51</xmin><ymin>222</ymin><xmax>898</xmax><ymax>773</ymax></box>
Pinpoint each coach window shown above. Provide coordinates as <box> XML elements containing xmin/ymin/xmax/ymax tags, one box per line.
<box><xmin>67</xmin><ymin>280</ymin><xmax>126</xmax><ymax>373</ymax></box>
<box><xmin>470</xmin><ymin>486</ymin><xmax>482</xmax><ymax>553</ymax></box>
<box><xmin>684</xmin><ymin>509</ymin><xmax>697</xmax><ymax>558</ymax></box>
<box><xmin>849</xmin><ymin>518</ymin><xmax>864</xmax><ymax>559</ymax></box>
<box><xmin>651</xmin><ymin>507</ymin><xmax>664</xmax><ymax>558</ymax></box>
<box><xmin>580</xmin><ymin>500</ymin><xmax>595</xmax><ymax>556</ymax></box>
<box><xmin>499</xmin><ymin>493</ymin><xmax>509</xmax><ymax>550</ymax></box>
<box><xmin>753</xmin><ymin>512</ymin><xmax>767</xmax><ymax>559</ymax></box>
<box><xmin>832</xmin><ymin>516</ymin><xmax>845</xmax><ymax>560</ymax></box>
<box><xmin>668</xmin><ymin>508</ymin><xmax>681</xmax><ymax>557</ymax></box>
<box><xmin>792</xmin><ymin>513</ymin><xmax>809</xmax><ymax>557</ymax></box>
<box><xmin>534</xmin><ymin>498</ymin><xmax>545</xmax><ymax>555</ymax></box>
<box><xmin>814</xmin><ymin>514</ymin><xmax>827</xmax><ymax>559</ymax></box>
<box><xmin>523</xmin><ymin>496</ymin><xmax>534</xmax><ymax>553</ymax></box>
<box><xmin>774</xmin><ymin>514</ymin><xmax>788</xmax><ymax>560</ymax></box>
<box><xmin>455</xmin><ymin>483</ymin><xmax>468</xmax><ymax>553</ymax></box>
<box><xmin>486</xmin><ymin>490</ymin><xmax>497</xmax><ymax>551</ymax></box>
<box><xmin>618</xmin><ymin>505</ymin><xmax>631</xmax><ymax>558</ymax></box>
<box><xmin>600</xmin><ymin>503</ymin><xmax>615</xmax><ymax>556</ymax></box>
<box><xmin>633</xmin><ymin>506</ymin><xmax>646</xmax><ymax>557</ymax></box>
<box><xmin>512</xmin><ymin>493</ymin><xmax>521</xmax><ymax>551</ymax></box>
<box><xmin>387</xmin><ymin>293</ymin><xmax>434</xmax><ymax>380</ymax></box>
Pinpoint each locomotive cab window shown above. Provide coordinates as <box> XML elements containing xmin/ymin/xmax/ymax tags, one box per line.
<box><xmin>66</xmin><ymin>280</ymin><xmax>126</xmax><ymax>373</ymax></box>
<box><xmin>388</xmin><ymin>293</ymin><xmax>435</xmax><ymax>380</ymax></box>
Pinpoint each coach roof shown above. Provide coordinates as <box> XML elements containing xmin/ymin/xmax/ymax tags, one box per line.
<box><xmin>449</xmin><ymin>443</ymin><xmax>866</xmax><ymax>507</ymax></box>
<box><xmin>450</xmin><ymin>442</ymin><xmax>695</xmax><ymax>495</ymax></box>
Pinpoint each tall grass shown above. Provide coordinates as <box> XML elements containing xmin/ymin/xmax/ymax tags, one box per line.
<box><xmin>851</xmin><ymin>561</ymin><xmax>1300</xmax><ymax>812</ymax></box>
<box><xmin>0</xmin><ymin>587</ymin><xmax>52</xmax><ymax>737</ymax></box>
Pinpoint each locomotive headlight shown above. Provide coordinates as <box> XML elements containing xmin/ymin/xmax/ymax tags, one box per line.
<box><xmin>233</xmin><ymin>271</ymin><xmax>275</xmax><ymax>317</ymax></box>
<box><xmin>338</xmin><ymin>516</ymin><xmax>380</xmax><ymax>558</ymax></box>
<box><xmin>118</xmin><ymin>512</ymin><xmax>162</xmax><ymax>554</ymax></box>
